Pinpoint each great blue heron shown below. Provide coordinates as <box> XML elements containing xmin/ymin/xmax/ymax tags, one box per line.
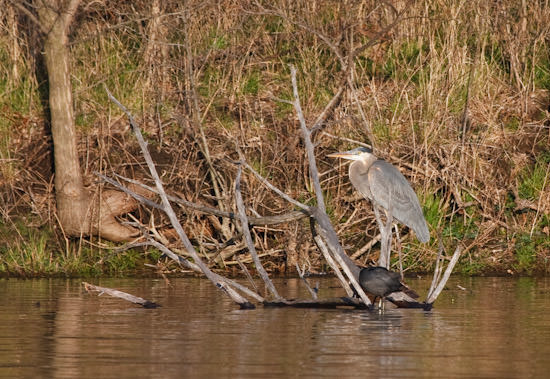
<box><xmin>359</xmin><ymin>266</ymin><xmax>419</xmax><ymax>310</ymax></box>
<box><xmin>328</xmin><ymin>147</ymin><xmax>429</xmax><ymax>267</ymax></box>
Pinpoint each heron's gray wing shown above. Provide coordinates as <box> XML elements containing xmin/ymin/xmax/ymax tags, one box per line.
<box><xmin>367</xmin><ymin>161</ymin><xmax>430</xmax><ymax>242</ymax></box>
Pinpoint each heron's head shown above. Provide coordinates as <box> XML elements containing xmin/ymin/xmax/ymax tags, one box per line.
<box><xmin>327</xmin><ymin>146</ymin><xmax>374</xmax><ymax>161</ymax></box>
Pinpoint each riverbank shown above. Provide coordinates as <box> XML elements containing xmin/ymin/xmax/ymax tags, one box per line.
<box><xmin>1</xmin><ymin>1</ymin><xmax>549</xmax><ymax>277</ymax></box>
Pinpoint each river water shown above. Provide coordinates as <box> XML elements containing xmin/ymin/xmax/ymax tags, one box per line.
<box><xmin>1</xmin><ymin>276</ymin><xmax>549</xmax><ymax>378</ymax></box>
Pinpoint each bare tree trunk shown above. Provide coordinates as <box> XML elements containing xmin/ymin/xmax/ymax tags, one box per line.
<box><xmin>35</xmin><ymin>0</ymin><xmax>138</xmax><ymax>241</ymax></box>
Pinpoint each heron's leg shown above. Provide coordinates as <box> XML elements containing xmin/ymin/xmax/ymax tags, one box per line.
<box><xmin>394</xmin><ymin>224</ymin><xmax>404</xmax><ymax>280</ymax></box>
<box><xmin>373</xmin><ymin>205</ymin><xmax>385</xmax><ymax>234</ymax></box>
<box><xmin>373</xmin><ymin>206</ymin><xmax>392</xmax><ymax>268</ymax></box>
<box><xmin>383</xmin><ymin>209</ymin><xmax>393</xmax><ymax>268</ymax></box>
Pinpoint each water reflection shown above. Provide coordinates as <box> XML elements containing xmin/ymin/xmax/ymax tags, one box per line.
<box><xmin>1</xmin><ymin>276</ymin><xmax>550</xmax><ymax>378</ymax></box>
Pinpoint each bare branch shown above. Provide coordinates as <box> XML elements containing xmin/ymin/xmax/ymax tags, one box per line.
<box><xmin>110</xmin><ymin>173</ymin><xmax>308</xmax><ymax>226</ymax></box>
<box><xmin>427</xmin><ymin>237</ymin><xmax>445</xmax><ymax>300</ymax></box>
<box><xmin>314</xmin><ymin>234</ymin><xmax>354</xmax><ymax>298</ymax></box>
<box><xmin>145</xmin><ymin>238</ymin><xmax>265</xmax><ymax>303</ymax></box>
<box><xmin>9</xmin><ymin>1</ymin><xmax>46</xmax><ymax>33</ymax></box>
<box><xmin>295</xmin><ymin>263</ymin><xmax>318</xmax><ymax>300</ymax></box>
<box><xmin>289</xmin><ymin>65</ymin><xmax>326</xmax><ymax>213</ymax></box>
<box><xmin>237</xmin><ymin>257</ymin><xmax>259</xmax><ymax>294</ymax></box>
<box><xmin>243</xmin><ymin>161</ymin><xmax>310</xmax><ymax>212</ymax></box>
<box><xmin>312</xmin><ymin>208</ymin><xmax>371</xmax><ymax>307</ymax></box>
<box><xmin>350</xmin><ymin>234</ymin><xmax>381</xmax><ymax>260</ymax></box>
<box><xmin>234</xmin><ymin>165</ymin><xmax>281</xmax><ymax>300</ymax></box>
<box><xmin>106</xmin><ymin>87</ymin><xmax>254</xmax><ymax>309</ymax></box>
<box><xmin>426</xmin><ymin>246</ymin><xmax>462</xmax><ymax>304</ymax></box>
<box><xmin>310</xmin><ymin>83</ymin><xmax>346</xmax><ymax>135</ymax></box>
<box><xmin>95</xmin><ymin>173</ymin><xmax>163</xmax><ymax>210</ymax></box>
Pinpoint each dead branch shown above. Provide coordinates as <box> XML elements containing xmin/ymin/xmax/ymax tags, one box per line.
<box><xmin>295</xmin><ymin>263</ymin><xmax>318</xmax><ymax>300</ymax></box>
<box><xmin>426</xmin><ymin>245</ymin><xmax>462</xmax><ymax>304</ymax></box>
<box><xmin>106</xmin><ymin>87</ymin><xmax>254</xmax><ymax>309</ymax></box>
<box><xmin>144</xmin><ymin>238</ymin><xmax>265</xmax><ymax>303</ymax></box>
<box><xmin>102</xmin><ymin>172</ymin><xmax>308</xmax><ymax>226</ymax></box>
<box><xmin>83</xmin><ymin>282</ymin><xmax>160</xmax><ymax>308</ymax></box>
<box><xmin>264</xmin><ymin>297</ymin><xmax>368</xmax><ymax>309</ymax></box>
<box><xmin>313</xmin><ymin>234</ymin><xmax>354</xmax><ymax>298</ymax></box>
<box><xmin>237</xmin><ymin>257</ymin><xmax>259</xmax><ymax>294</ymax></box>
<box><xmin>234</xmin><ymin>165</ymin><xmax>281</xmax><ymax>300</ymax></box>
<box><xmin>428</xmin><ymin>237</ymin><xmax>445</xmax><ymax>297</ymax></box>
<box><xmin>286</xmin><ymin>65</ymin><xmax>372</xmax><ymax>307</ymax></box>
<box><xmin>350</xmin><ymin>233</ymin><xmax>382</xmax><ymax>259</ymax></box>
<box><xmin>290</xmin><ymin>65</ymin><xmax>326</xmax><ymax>214</ymax></box>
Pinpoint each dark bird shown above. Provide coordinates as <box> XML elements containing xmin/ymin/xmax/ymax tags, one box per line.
<box><xmin>359</xmin><ymin>266</ymin><xmax>419</xmax><ymax>310</ymax></box>
<box><xmin>327</xmin><ymin>147</ymin><xmax>429</xmax><ymax>267</ymax></box>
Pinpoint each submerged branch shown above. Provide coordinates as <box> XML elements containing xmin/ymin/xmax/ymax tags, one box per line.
<box><xmin>295</xmin><ymin>263</ymin><xmax>318</xmax><ymax>300</ymax></box>
<box><xmin>264</xmin><ymin>297</ymin><xmax>368</xmax><ymax>309</ymax></box>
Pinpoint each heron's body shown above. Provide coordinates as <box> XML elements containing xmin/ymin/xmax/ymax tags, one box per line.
<box><xmin>328</xmin><ymin>147</ymin><xmax>430</xmax><ymax>243</ymax></box>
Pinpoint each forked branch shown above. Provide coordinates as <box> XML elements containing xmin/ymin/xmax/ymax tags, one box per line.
<box><xmin>106</xmin><ymin>87</ymin><xmax>254</xmax><ymax>309</ymax></box>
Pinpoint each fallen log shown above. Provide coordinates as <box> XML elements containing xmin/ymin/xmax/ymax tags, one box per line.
<box><xmin>83</xmin><ymin>282</ymin><xmax>161</xmax><ymax>309</ymax></box>
<box><xmin>264</xmin><ymin>294</ymin><xmax>431</xmax><ymax>310</ymax></box>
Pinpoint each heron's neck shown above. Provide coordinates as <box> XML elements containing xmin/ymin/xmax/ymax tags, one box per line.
<box><xmin>348</xmin><ymin>155</ymin><xmax>377</xmax><ymax>182</ymax></box>
<box><xmin>359</xmin><ymin>154</ymin><xmax>377</xmax><ymax>170</ymax></box>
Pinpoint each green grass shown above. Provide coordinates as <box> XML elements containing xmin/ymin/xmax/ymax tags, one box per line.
<box><xmin>0</xmin><ymin>220</ymin><xmax>161</xmax><ymax>277</ymax></box>
<box><xmin>518</xmin><ymin>152</ymin><xmax>550</xmax><ymax>201</ymax></box>
<box><xmin>513</xmin><ymin>234</ymin><xmax>536</xmax><ymax>273</ymax></box>
<box><xmin>242</xmin><ymin>72</ymin><xmax>261</xmax><ymax>95</ymax></box>
<box><xmin>459</xmin><ymin>260</ymin><xmax>487</xmax><ymax>276</ymax></box>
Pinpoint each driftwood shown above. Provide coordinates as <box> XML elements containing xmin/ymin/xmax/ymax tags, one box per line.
<box><xmin>265</xmin><ymin>296</ymin><xmax>432</xmax><ymax>310</ymax></box>
<box><xmin>100</xmin><ymin>63</ymin><xmax>460</xmax><ymax>311</ymax></box>
<box><xmin>264</xmin><ymin>297</ymin><xmax>367</xmax><ymax>309</ymax></box>
<box><xmin>107</xmin><ymin>88</ymin><xmax>254</xmax><ymax>309</ymax></box>
<box><xmin>83</xmin><ymin>282</ymin><xmax>160</xmax><ymax>309</ymax></box>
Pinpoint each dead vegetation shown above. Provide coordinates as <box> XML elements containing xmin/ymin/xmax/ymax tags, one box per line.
<box><xmin>0</xmin><ymin>0</ymin><xmax>549</xmax><ymax>276</ymax></box>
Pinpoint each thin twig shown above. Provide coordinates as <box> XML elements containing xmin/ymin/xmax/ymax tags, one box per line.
<box><xmin>295</xmin><ymin>263</ymin><xmax>318</xmax><ymax>300</ymax></box>
<box><xmin>243</xmin><ymin>161</ymin><xmax>310</xmax><ymax>212</ymax></box>
<box><xmin>236</xmin><ymin>257</ymin><xmax>259</xmax><ymax>294</ymax></box>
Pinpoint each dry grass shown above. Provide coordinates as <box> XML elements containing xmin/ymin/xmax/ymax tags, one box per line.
<box><xmin>1</xmin><ymin>0</ymin><xmax>549</xmax><ymax>275</ymax></box>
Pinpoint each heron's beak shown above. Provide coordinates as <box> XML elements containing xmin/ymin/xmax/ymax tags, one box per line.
<box><xmin>326</xmin><ymin>151</ymin><xmax>358</xmax><ymax>160</ymax></box>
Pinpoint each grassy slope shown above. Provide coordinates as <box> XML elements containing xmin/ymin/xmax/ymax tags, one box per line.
<box><xmin>0</xmin><ymin>0</ymin><xmax>549</xmax><ymax>276</ymax></box>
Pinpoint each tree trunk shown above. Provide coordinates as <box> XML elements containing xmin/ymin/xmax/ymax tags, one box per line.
<box><xmin>36</xmin><ymin>0</ymin><xmax>139</xmax><ymax>242</ymax></box>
